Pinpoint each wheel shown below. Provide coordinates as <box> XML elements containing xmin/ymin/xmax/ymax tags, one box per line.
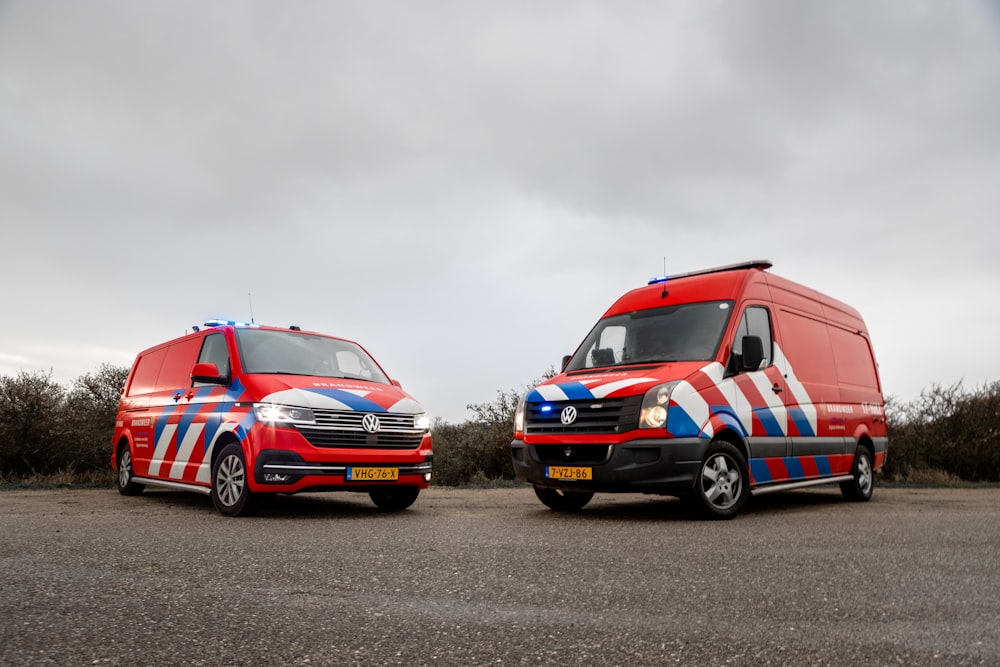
<box><xmin>533</xmin><ymin>485</ymin><xmax>594</xmax><ymax>511</ymax></box>
<box><xmin>369</xmin><ymin>486</ymin><xmax>420</xmax><ymax>511</ymax></box>
<box><xmin>689</xmin><ymin>441</ymin><xmax>749</xmax><ymax>519</ymax></box>
<box><xmin>211</xmin><ymin>443</ymin><xmax>254</xmax><ymax>517</ymax></box>
<box><xmin>116</xmin><ymin>446</ymin><xmax>144</xmax><ymax>496</ymax></box>
<box><xmin>841</xmin><ymin>445</ymin><xmax>874</xmax><ymax>502</ymax></box>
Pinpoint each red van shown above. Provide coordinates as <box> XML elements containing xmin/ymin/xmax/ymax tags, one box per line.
<box><xmin>112</xmin><ymin>320</ymin><xmax>432</xmax><ymax>516</ymax></box>
<box><xmin>511</xmin><ymin>261</ymin><xmax>887</xmax><ymax>519</ymax></box>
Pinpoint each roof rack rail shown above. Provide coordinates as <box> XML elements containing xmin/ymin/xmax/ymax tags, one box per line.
<box><xmin>648</xmin><ymin>260</ymin><xmax>772</xmax><ymax>285</ymax></box>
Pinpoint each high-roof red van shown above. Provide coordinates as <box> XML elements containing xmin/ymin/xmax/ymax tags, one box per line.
<box><xmin>511</xmin><ymin>261</ymin><xmax>887</xmax><ymax>519</ymax></box>
<box><xmin>112</xmin><ymin>320</ymin><xmax>432</xmax><ymax>516</ymax></box>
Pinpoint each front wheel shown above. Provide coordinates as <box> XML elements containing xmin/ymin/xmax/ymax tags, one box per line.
<box><xmin>841</xmin><ymin>446</ymin><xmax>874</xmax><ymax>502</ymax></box>
<box><xmin>688</xmin><ymin>441</ymin><xmax>750</xmax><ymax>520</ymax></box>
<box><xmin>533</xmin><ymin>485</ymin><xmax>594</xmax><ymax>511</ymax></box>
<box><xmin>369</xmin><ymin>486</ymin><xmax>420</xmax><ymax>511</ymax></box>
<box><xmin>211</xmin><ymin>443</ymin><xmax>254</xmax><ymax>517</ymax></box>
<box><xmin>116</xmin><ymin>446</ymin><xmax>144</xmax><ymax>496</ymax></box>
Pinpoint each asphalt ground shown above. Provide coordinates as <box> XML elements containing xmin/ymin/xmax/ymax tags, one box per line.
<box><xmin>1</xmin><ymin>484</ymin><xmax>998</xmax><ymax>666</ymax></box>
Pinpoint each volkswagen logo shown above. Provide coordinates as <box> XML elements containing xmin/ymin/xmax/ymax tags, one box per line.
<box><xmin>362</xmin><ymin>413</ymin><xmax>381</xmax><ymax>434</ymax></box>
<box><xmin>560</xmin><ymin>406</ymin><xmax>577</xmax><ymax>425</ymax></box>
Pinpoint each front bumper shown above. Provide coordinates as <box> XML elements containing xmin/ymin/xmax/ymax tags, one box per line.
<box><xmin>251</xmin><ymin>450</ymin><xmax>433</xmax><ymax>493</ymax></box>
<box><xmin>511</xmin><ymin>437</ymin><xmax>708</xmax><ymax>496</ymax></box>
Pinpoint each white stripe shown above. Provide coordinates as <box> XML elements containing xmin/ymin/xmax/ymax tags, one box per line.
<box><xmin>673</xmin><ymin>379</ymin><xmax>710</xmax><ymax>435</ymax></box>
<box><xmin>589</xmin><ymin>377</ymin><xmax>657</xmax><ymax>398</ymax></box>
<box><xmin>774</xmin><ymin>344</ymin><xmax>818</xmax><ymax>433</ymax></box>
<box><xmin>147</xmin><ymin>423</ymin><xmax>176</xmax><ymax>477</ymax></box>
<box><xmin>196</xmin><ymin>422</ymin><xmax>239</xmax><ymax>483</ymax></box>
<box><xmin>169</xmin><ymin>423</ymin><xmax>204</xmax><ymax>479</ymax></box>
<box><xmin>532</xmin><ymin>385</ymin><xmax>570</xmax><ymax>401</ymax></box>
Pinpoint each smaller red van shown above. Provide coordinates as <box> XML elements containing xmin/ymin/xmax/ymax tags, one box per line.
<box><xmin>112</xmin><ymin>320</ymin><xmax>432</xmax><ymax>516</ymax></box>
<box><xmin>511</xmin><ymin>261</ymin><xmax>888</xmax><ymax>519</ymax></box>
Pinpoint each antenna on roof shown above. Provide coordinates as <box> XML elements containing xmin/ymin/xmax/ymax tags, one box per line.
<box><xmin>660</xmin><ymin>256</ymin><xmax>669</xmax><ymax>299</ymax></box>
<box><xmin>248</xmin><ymin>292</ymin><xmax>255</xmax><ymax>324</ymax></box>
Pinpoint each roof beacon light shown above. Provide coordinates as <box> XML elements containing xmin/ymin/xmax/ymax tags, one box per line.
<box><xmin>193</xmin><ymin>319</ymin><xmax>260</xmax><ymax>332</ymax></box>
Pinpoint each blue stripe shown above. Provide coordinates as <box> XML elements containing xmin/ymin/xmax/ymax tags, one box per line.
<box><xmin>667</xmin><ymin>405</ymin><xmax>700</xmax><ymax>438</ymax></box>
<box><xmin>557</xmin><ymin>382</ymin><xmax>595</xmax><ymax>400</ymax></box>
<box><xmin>711</xmin><ymin>407</ymin><xmax>749</xmax><ymax>438</ymax></box>
<box><xmin>526</xmin><ymin>389</ymin><xmax>546</xmax><ymax>403</ymax></box>
<box><xmin>814</xmin><ymin>455</ymin><xmax>832</xmax><ymax>476</ymax></box>
<box><xmin>153</xmin><ymin>401</ymin><xmax>181</xmax><ymax>444</ymax></box>
<box><xmin>749</xmin><ymin>459</ymin><xmax>772</xmax><ymax>484</ymax></box>
<box><xmin>787</xmin><ymin>407</ymin><xmax>816</xmax><ymax>437</ymax></box>
<box><xmin>306</xmin><ymin>388</ymin><xmax>387</xmax><ymax>412</ymax></box>
<box><xmin>784</xmin><ymin>457</ymin><xmax>805</xmax><ymax>480</ymax></box>
<box><xmin>754</xmin><ymin>407</ymin><xmax>785</xmax><ymax>438</ymax></box>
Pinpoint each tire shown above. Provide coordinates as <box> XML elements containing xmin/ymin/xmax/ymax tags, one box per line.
<box><xmin>116</xmin><ymin>446</ymin><xmax>144</xmax><ymax>496</ymax></box>
<box><xmin>841</xmin><ymin>445</ymin><xmax>874</xmax><ymax>502</ymax></box>
<box><xmin>533</xmin><ymin>485</ymin><xmax>594</xmax><ymax>511</ymax></box>
<box><xmin>211</xmin><ymin>443</ymin><xmax>254</xmax><ymax>517</ymax></box>
<box><xmin>689</xmin><ymin>441</ymin><xmax>749</xmax><ymax>520</ymax></box>
<box><xmin>369</xmin><ymin>486</ymin><xmax>420</xmax><ymax>511</ymax></box>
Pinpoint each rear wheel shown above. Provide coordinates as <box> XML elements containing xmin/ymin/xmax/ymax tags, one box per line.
<box><xmin>689</xmin><ymin>441</ymin><xmax>749</xmax><ymax>520</ymax></box>
<box><xmin>211</xmin><ymin>443</ymin><xmax>254</xmax><ymax>517</ymax></box>
<box><xmin>533</xmin><ymin>485</ymin><xmax>594</xmax><ymax>511</ymax></box>
<box><xmin>116</xmin><ymin>446</ymin><xmax>144</xmax><ymax>496</ymax></box>
<box><xmin>841</xmin><ymin>445</ymin><xmax>874</xmax><ymax>502</ymax></box>
<box><xmin>369</xmin><ymin>486</ymin><xmax>420</xmax><ymax>511</ymax></box>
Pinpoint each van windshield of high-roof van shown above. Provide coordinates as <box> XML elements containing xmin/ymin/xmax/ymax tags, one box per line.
<box><xmin>235</xmin><ymin>329</ymin><xmax>391</xmax><ymax>383</ymax></box>
<box><xmin>564</xmin><ymin>300</ymin><xmax>734</xmax><ymax>371</ymax></box>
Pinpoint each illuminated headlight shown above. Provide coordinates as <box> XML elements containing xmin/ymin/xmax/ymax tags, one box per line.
<box><xmin>513</xmin><ymin>394</ymin><xmax>527</xmax><ymax>433</ymax></box>
<box><xmin>253</xmin><ymin>403</ymin><xmax>316</xmax><ymax>425</ymax></box>
<box><xmin>639</xmin><ymin>382</ymin><xmax>679</xmax><ymax>429</ymax></box>
<box><xmin>414</xmin><ymin>413</ymin><xmax>431</xmax><ymax>431</ymax></box>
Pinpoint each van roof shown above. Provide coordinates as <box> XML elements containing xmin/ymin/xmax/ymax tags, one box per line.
<box><xmin>607</xmin><ymin>260</ymin><xmax>771</xmax><ymax>317</ymax></box>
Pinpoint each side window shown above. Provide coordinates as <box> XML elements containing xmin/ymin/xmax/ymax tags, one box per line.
<box><xmin>730</xmin><ymin>306</ymin><xmax>773</xmax><ymax>372</ymax></box>
<box><xmin>197</xmin><ymin>333</ymin><xmax>231</xmax><ymax>379</ymax></box>
<box><xmin>587</xmin><ymin>325</ymin><xmax>626</xmax><ymax>368</ymax></box>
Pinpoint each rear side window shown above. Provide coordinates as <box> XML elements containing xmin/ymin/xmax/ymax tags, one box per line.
<box><xmin>829</xmin><ymin>327</ymin><xmax>879</xmax><ymax>390</ymax></box>
<box><xmin>157</xmin><ymin>338</ymin><xmax>204</xmax><ymax>389</ymax></box>
<box><xmin>126</xmin><ymin>348</ymin><xmax>166</xmax><ymax>397</ymax></box>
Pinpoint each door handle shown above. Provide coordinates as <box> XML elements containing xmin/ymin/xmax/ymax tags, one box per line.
<box><xmin>771</xmin><ymin>385</ymin><xmax>783</xmax><ymax>394</ymax></box>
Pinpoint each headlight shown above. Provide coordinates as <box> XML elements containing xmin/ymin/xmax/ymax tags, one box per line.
<box><xmin>639</xmin><ymin>382</ymin><xmax>679</xmax><ymax>429</ymax></box>
<box><xmin>513</xmin><ymin>394</ymin><xmax>526</xmax><ymax>433</ymax></box>
<box><xmin>253</xmin><ymin>403</ymin><xmax>316</xmax><ymax>425</ymax></box>
<box><xmin>414</xmin><ymin>413</ymin><xmax>431</xmax><ymax>431</ymax></box>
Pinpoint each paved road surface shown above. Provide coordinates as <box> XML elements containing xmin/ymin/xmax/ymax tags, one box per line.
<box><xmin>1</xmin><ymin>485</ymin><xmax>998</xmax><ymax>666</ymax></box>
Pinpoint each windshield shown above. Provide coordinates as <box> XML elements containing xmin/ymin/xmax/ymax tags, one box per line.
<box><xmin>235</xmin><ymin>329</ymin><xmax>391</xmax><ymax>383</ymax></box>
<box><xmin>564</xmin><ymin>301</ymin><xmax>734</xmax><ymax>371</ymax></box>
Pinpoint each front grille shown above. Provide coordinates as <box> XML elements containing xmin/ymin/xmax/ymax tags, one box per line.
<box><xmin>525</xmin><ymin>395</ymin><xmax>642</xmax><ymax>435</ymax></box>
<box><xmin>296</xmin><ymin>409</ymin><xmax>425</xmax><ymax>449</ymax></box>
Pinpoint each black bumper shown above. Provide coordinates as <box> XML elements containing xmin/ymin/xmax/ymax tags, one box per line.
<box><xmin>511</xmin><ymin>437</ymin><xmax>708</xmax><ymax>496</ymax></box>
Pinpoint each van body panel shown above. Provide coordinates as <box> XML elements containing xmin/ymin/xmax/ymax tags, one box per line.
<box><xmin>513</xmin><ymin>262</ymin><xmax>887</xmax><ymax>512</ymax></box>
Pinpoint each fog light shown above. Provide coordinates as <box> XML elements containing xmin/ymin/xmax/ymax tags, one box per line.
<box><xmin>424</xmin><ymin>472</ymin><xmax>432</xmax><ymax>482</ymax></box>
<box><xmin>264</xmin><ymin>473</ymin><xmax>291</xmax><ymax>483</ymax></box>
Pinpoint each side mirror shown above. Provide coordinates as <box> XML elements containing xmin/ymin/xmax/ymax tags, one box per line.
<box><xmin>191</xmin><ymin>362</ymin><xmax>227</xmax><ymax>385</ymax></box>
<box><xmin>561</xmin><ymin>355</ymin><xmax>572</xmax><ymax>371</ymax></box>
<box><xmin>740</xmin><ymin>335</ymin><xmax>765</xmax><ymax>372</ymax></box>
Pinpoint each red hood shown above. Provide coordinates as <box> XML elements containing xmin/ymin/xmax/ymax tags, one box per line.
<box><xmin>526</xmin><ymin>362</ymin><xmax>706</xmax><ymax>402</ymax></box>
<box><xmin>242</xmin><ymin>375</ymin><xmax>423</xmax><ymax>414</ymax></box>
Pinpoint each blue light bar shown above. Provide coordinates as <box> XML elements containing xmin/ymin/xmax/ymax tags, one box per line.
<box><xmin>648</xmin><ymin>276</ymin><xmax>669</xmax><ymax>285</ymax></box>
<box><xmin>193</xmin><ymin>319</ymin><xmax>259</xmax><ymax>332</ymax></box>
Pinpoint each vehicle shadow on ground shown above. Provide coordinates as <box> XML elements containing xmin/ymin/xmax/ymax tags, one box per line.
<box><xmin>543</xmin><ymin>487</ymin><xmax>851</xmax><ymax>523</ymax></box>
<box><xmin>133</xmin><ymin>488</ymin><xmax>387</xmax><ymax>519</ymax></box>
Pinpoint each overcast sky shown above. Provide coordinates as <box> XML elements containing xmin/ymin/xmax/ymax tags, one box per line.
<box><xmin>1</xmin><ymin>1</ymin><xmax>998</xmax><ymax>422</ymax></box>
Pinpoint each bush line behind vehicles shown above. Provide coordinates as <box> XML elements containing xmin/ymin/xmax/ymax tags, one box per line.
<box><xmin>511</xmin><ymin>260</ymin><xmax>888</xmax><ymax>519</ymax></box>
<box><xmin>112</xmin><ymin>320</ymin><xmax>432</xmax><ymax>516</ymax></box>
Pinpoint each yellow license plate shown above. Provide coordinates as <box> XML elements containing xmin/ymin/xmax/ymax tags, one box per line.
<box><xmin>347</xmin><ymin>467</ymin><xmax>399</xmax><ymax>481</ymax></box>
<box><xmin>546</xmin><ymin>466</ymin><xmax>593</xmax><ymax>480</ymax></box>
